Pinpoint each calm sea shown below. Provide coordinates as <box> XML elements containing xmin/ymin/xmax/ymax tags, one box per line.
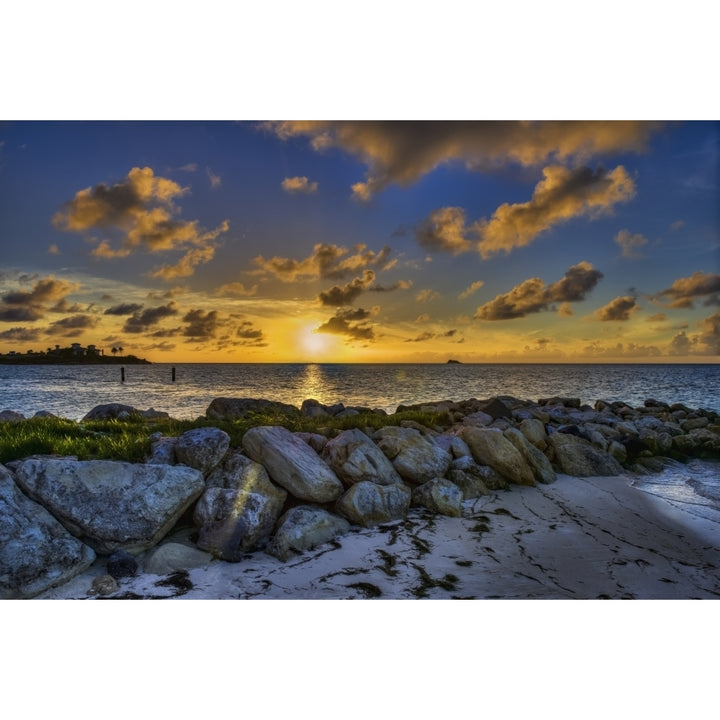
<box><xmin>2</xmin><ymin>362</ymin><xmax>719</xmax><ymax>421</ymax></box>
<box><xmin>2</xmin><ymin>362</ymin><xmax>720</xmax><ymax>518</ymax></box>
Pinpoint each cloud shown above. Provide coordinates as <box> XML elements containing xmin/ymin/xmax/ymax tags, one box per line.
<box><xmin>369</xmin><ymin>279</ymin><xmax>413</xmax><ymax>293</ymax></box>
<box><xmin>557</xmin><ymin>302</ymin><xmax>573</xmax><ymax>317</ymax></box>
<box><xmin>182</xmin><ymin>309</ymin><xmax>223</xmax><ymax>340</ymax></box>
<box><xmin>281</xmin><ymin>176</ymin><xmax>318</xmax><ymax>194</ymax></box>
<box><xmin>458</xmin><ymin>280</ymin><xmax>485</xmax><ymax>300</ymax></box>
<box><xmin>263</xmin><ymin>121</ymin><xmax>660</xmax><ymax>199</ymax></box>
<box><xmin>698</xmin><ymin>312</ymin><xmax>720</xmax><ymax>355</ymax></box>
<box><xmin>316</xmin><ymin>307</ymin><xmax>375</xmax><ymax>341</ymax></box>
<box><xmin>646</xmin><ymin>313</ymin><xmax>667</xmax><ymax>322</ymax></box>
<box><xmin>178</xmin><ymin>163</ymin><xmax>198</xmax><ymax>172</ymax></box>
<box><xmin>123</xmin><ymin>302</ymin><xmax>179</xmax><ymax>333</ymax></box>
<box><xmin>404</xmin><ymin>328</ymin><xmax>460</xmax><ymax>343</ymax></box>
<box><xmin>48</xmin><ymin>314</ymin><xmax>98</xmax><ymax>337</ymax></box>
<box><xmin>253</xmin><ymin>243</ymin><xmax>393</xmax><ymax>282</ymax></box>
<box><xmin>595</xmin><ymin>296</ymin><xmax>640</xmax><ymax>321</ymax></box>
<box><xmin>415</xmin><ymin>165</ymin><xmax>635</xmax><ymax>258</ymax></box>
<box><xmin>415</xmin><ymin>313</ymin><xmax>431</xmax><ymax>323</ymax></box>
<box><xmin>668</xmin><ymin>330</ymin><xmax>694</xmax><ymax>355</ymax></box>
<box><xmin>206</xmin><ymin>167</ymin><xmax>222</xmax><ymax>188</ymax></box>
<box><xmin>216</xmin><ymin>282</ymin><xmax>259</xmax><ymax>297</ymax></box>
<box><xmin>475</xmin><ymin>262</ymin><xmax>603</xmax><ymax>320</ymax></box>
<box><xmin>236</xmin><ymin>321</ymin><xmax>267</xmax><ymax>347</ymax></box>
<box><xmin>0</xmin><ymin>276</ymin><xmax>80</xmax><ymax>322</ymax></box>
<box><xmin>655</xmin><ymin>272</ymin><xmax>720</xmax><ymax>309</ymax></box>
<box><xmin>416</xmin><ymin>289</ymin><xmax>440</xmax><ymax>303</ymax></box>
<box><xmin>48</xmin><ymin>244</ymin><xmax>60</xmax><ymax>255</ymax></box>
<box><xmin>670</xmin><ymin>219</ymin><xmax>685</xmax><ymax>231</ymax></box>
<box><xmin>53</xmin><ymin>166</ymin><xmax>229</xmax><ymax>278</ymax></box>
<box><xmin>104</xmin><ymin>303</ymin><xmax>144</xmax><ymax>316</ymax></box>
<box><xmin>0</xmin><ymin>327</ymin><xmax>42</xmax><ymax>342</ymax></box>
<box><xmin>318</xmin><ymin>270</ymin><xmax>376</xmax><ymax>306</ymax></box>
<box><xmin>615</xmin><ymin>229</ymin><xmax>648</xmax><ymax>259</ymax></box>
<box><xmin>668</xmin><ymin>312</ymin><xmax>720</xmax><ymax>356</ymax></box>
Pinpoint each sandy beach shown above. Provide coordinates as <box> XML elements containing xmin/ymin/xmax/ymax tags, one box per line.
<box><xmin>36</xmin><ymin>473</ymin><xmax>720</xmax><ymax>600</ymax></box>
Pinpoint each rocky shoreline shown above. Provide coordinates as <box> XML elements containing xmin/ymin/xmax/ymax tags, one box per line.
<box><xmin>2</xmin><ymin>394</ymin><xmax>720</xmax><ymax>599</ymax></box>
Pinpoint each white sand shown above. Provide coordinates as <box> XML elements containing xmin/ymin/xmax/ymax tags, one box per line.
<box><xmin>36</xmin><ymin>474</ymin><xmax>720</xmax><ymax>600</ymax></box>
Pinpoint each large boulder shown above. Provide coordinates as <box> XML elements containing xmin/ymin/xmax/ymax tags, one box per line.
<box><xmin>206</xmin><ymin>397</ymin><xmax>299</xmax><ymax>421</ymax></box>
<box><xmin>242</xmin><ymin>426</ymin><xmax>343</xmax><ymax>502</ymax></box>
<box><xmin>336</xmin><ymin>481</ymin><xmax>411</xmax><ymax>527</ymax></box>
<box><xmin>411</xmin><ymin>478</ymin><xmax>463</xmax><ymax>517</ymax></box>
<box><xmin>175</xmin><ymin>427</ymin><xmax>230</xmax><ymax>475</ymax></box>
<box><xmin>82</xmin><ymin>403</ymin><xmax>137</xmax><ymax>421</ymax></box>
<box><xmin>503</xmin><ymin>427</ymin><xmax>556</xmax><ymax>484</ymax></box>
<box><xmin>518</xmin><ymin>418</ymin><xmax>548</xmax><ymax>450</ymax></box>
<box><xmin>547</xmin><ymin>432</ymin><xmax>625</xmax><ymax>476</ymax></box>
<box><xmin>267</xmin><ymin>506</ymin><xmax>351</xmax><ymax>561</ymax></box>
<box><xmin>372</xmin><ymin>426</ymin><xmax>452</xmax><ymax>484</ymax></box>
<box><xmin>447</xmin><ymin>456</ymin><xmax>502</xmax><ymax>498</ymax></box>
<box><xmin>322</xmin><ymin>428</ymin><xmax>403</xmax><ymax>487</ymax></box>
<box><xmin>1</xmin><ymin>464</ymin><xmax>96</xmax><ymax>598</ymax></box>
<box><xmin>143</xmin><ymin>542</ymin><xmax>214</xmax><ymax>575</ymax></box>
<box><xmin>12</xmin><ymin>458</ymin><xmax>205</xmax><ymax>555</ymax></box>
<box><xmin>460</xmin><ymin>426</ymin><xmax>536</xmax><ymax>486</ymax></box>
<box><xmin>193</xmin><ymin>452</ymin><xmax>287</xmax><ymax>560</ymax></box>
<box><xmin>0</xmin><ymin>410</ymin><xmax>25</xmax><ymax>423</ymax></box>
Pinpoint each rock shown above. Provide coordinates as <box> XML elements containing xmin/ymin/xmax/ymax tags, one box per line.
<box><xmin>681</xmin><ymin>416</ymin><xmax>710</xmax><ymax>432</ymax></box>
<box><xmin>539</xmin><ymin>396</ymin><xmax>581</xmax><ymax>409</ymax></box>
<box><xmin>33</xmin><ymin>410</ymin><xmax>59</xmax><ymax>419</ymax></box>
<box><xmin>242</xmin><ymin>425</ymin><xmax>344</xmax><ymax>502</ymax></box>
<box><xmin>0</xmin><ymin>410</ymin><xmax>26</xmax><ymax>422</ymax></box>
<box><xmin>447</xmin><ymin>456</ymin><xmax>498</xmax><ymax>498</ymax></box>
<box><xmin>82</xmin><ymin>403</ymin><xmax>137</xmax><ymax>421</ymax></box>
<box><xmin>194</xmin><ymin>453</ymin><xmax>287</xmax><ymax>560</ymax></box>
<box><xmin>300</xmin><ymin>399</ymin><xmax>331</xmax><ymax>418</ymax></box>
<box><xmin>13</xmin><ymin>458</ymin><xmax>205</xmax><ymax>555</ymax></box>
<box><xmin>146</xmin><ymin>436</ymin><xmax>177</xmax><ymax>465</ymax></box>
<box><xmin>503</xmin><ymin>428</ymin><xmax>556</xmax><ymax>484</ymax></box>
<box><xmin>267</xmin><ymin>506</ymin><xmax>351</xmax><ymax>561</ymax></box>
<box><xmin>547</xmin><ymin>432</ymin><xmax>625</xmax><ymax>476</ymax></box>
<box><xmin>460</xmin><ymin>427</ymin><xmax>536</xmax><ymax>486</ymax></box>
<box><xmin>0</xmin><ymin>464</ymin><xmax>96</xmax><ymax>599</ymax></box>
<box><xmin>461</xmin><ymin>411</ymin><xmax>494</xmax><ymax>427</ymax></box>
<box><xmin>411</xmin><ymin>478</ymin><xmax>463</xmax><ymax>517</ymax></box>
<box><xmin>205</xmin><ymin>397</ymin><xmax>299</xmax><ymax>421</ymax></box>
<box><xmin>140</xmin><ymin>408</ymin><xmax>170</xmax><ymax>421</ymax></box>
<box><xmin>295</xmin><ymin>432</ymin><xmax>329</xmax><ymax>454</ymax></box>
<box><xmin>143</xmin><ymin>542</ymin><xmax>213</xmax><ymax>575</ymax></box>
<box><xmin>518</xmin><ymin>418</ymin><xmax>548</xmax><ymax>450</ymax></box>
<box><xmin>336</xmin><ymin>481</ymin><xmax>411</xmax><ymax>527</ymax></box>
<box><xmin>322</xmin><ymin>428</ymin><xmax>403</xmax><ymax>487</ymax></box>
<box><xmin>88</xmin><ymin>574</ymin><xmax>119</xmax><ymax>596</ymax></box>
<box><xmin>433</xmin><ymin>434</ymin><xmax>472</xmax><ymax>459</ymax></box>
<box><xmin>373</xmin><ymin>426</ymin><xmax>452</xmax><ymax>484</ymax></box>
<box><xmin>175</xmin><ymin>427</ymin><xmax>230</xmax><ymax>475</ymax></box>
<box><xmin>107</xmin><ymin>549</ymin><xmax>138</xmax><ymax>579</ymax></box>
<box><xmin>480</xmin><ymin>397</ymin><xmax>513</xmax><ymax>420</ymax></box>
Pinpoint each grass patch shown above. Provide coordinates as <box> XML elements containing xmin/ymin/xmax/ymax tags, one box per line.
<box><xmin>0</xmin><ymin>408</ymin><xmax>450</xmax><ymax>464</ymax></box>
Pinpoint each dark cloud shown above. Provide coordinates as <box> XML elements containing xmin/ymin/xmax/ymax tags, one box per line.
<box><xmin>264</xmin><ymin>121</ymin><xmax>661</xmax><ymax>200</ymax></box>
<box><xmin>405</xmin><ymin>331</ymin><xmax>435</xmax><ymax>343</ymax></box>
<box><xmin>0</xmin><ymin>327</ymin><xmax>42</xmax><ymax>342</ymax></box>
<box><xmin>475</xmin><ymin>262</ymin><xmax>603</xmax><ymax>321</ymax></box>
<box><xmin>318</xmin><ymin>270</ymin><xmax>376</xmax><ymax>306</ymax></box>
<box><xmin>0</xmin><ymin>306</ymin><xmax>43</xmax><ymax>322</ymax></box>
<box><xmin>236</xmin><ymin>321</ymin><xmax>267</xmax><ymax>347</ymax></box>
<box><xmin>48</xmin><ymin>314</ymin><xmax>98</xmax><ymax>337</ymax></box>
<box><xmin>104</xmin><ymin>303</ymin><xmax>145</xmax><ymax>316</ymax></box>
<box><xmin>316</xmin><ymin>308</ymin><xmax>375</xmax><ymax>341</ymax></box>
<box><xmin>656</xmin><ymin>272</ymin><xmax>720</xmax><ymax>309</ymax></box>
<box><xmin>182</xmin><ymin>309</ymin><xmax>225</xmax><ymax>340</ymax></box>
<box><xmin>0</xmin><ymin>276</ymin><xmax>79</xmax><ymax>322</ymax></box>
<box><xmin>595</xmin><ymin>296</ymin><xmax>640</xmax><ymax>321</ymax></box>
<box><xmin>123</xmin><ymin>303</ymin><xmax>179</xmax><ymax>333</ymax></box>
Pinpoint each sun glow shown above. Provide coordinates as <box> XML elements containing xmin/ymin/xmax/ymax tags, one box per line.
<box><xmin>299</xmin><ymin>323</ymin><xmax>333</xmax><ymax>359</ymax></box>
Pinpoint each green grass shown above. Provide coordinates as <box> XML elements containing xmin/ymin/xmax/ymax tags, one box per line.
<box><xmin>0</xmin><ymin>409</ymin><xmax>450</xmax><ymax>464</ymax></box>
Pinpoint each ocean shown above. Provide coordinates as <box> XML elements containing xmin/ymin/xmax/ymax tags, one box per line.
<box><xmin>2</xmin><ymin>362</ymin><xmax>719</xmax><ymax>519</ymax></box>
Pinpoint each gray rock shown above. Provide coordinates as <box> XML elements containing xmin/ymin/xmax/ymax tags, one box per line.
<box><xmin>448</xmin><ymin>456</ymin><xmax>498</xmax><ymax>498</ymax></box>
<box><xmin>411</xmin><ymin>478</ymin><xmax>463</xmax><ymax>517</ymax></box>
<box><xmin>88</xmin><ymin>574</ymin><xmax>119</xmax><ymax>596</ymax></box>
<box><xmin>0</xmin><ymin>410</ymin><xmax>26</xmax><ymax>422</ymax></box>
<box><xmin>373</xmin><ymin>426</ymin><xmax>452</xmax><ymax>484</ymax></box>
<box><xmin>143</xmin><ymin>542</ymin><xmax>214</xmax><ymax>575</ymax></box>
<box><xmin>242</xmin><ymin>425</ymin><xmax>343</xmax><ymax>502</ymax></box>
<box><xmin>194</xmin><ymin>454</ymin><xmax>287</xmax><ymax>560</ymax></box>
<box><xmin>461</xmin><ymin>426</ymin><xmax>536</xmax><ymax>486</ymax></box>
<box><xmin>547</xmin><ymin>432</ymin><xmax>625</xmax><ymax>476</ymax></box>
<box><xmin>295</xmin><ymin>432</ymin><xmax>329</xmax><ymax>454</ymax></box>
<box><xmin>300</xmin><ymin>399</ymin><xmax>331</xmax><ymax>418</ymax></box>
<box><xmin>336</xmin><ymin>481</ymin><xmax>411</xmax><ymax>527</ymax></box>
<box><xmin>175</xmin><ymin>427</ymin><xmax>230</xmax><ymax>475</ymax></box>
<box><xmin>267</xmin><ymin>506</ymin><xmax>351</xmax><ymax>561</ymax></box>
<box><xmin>205</xmin><ymin>397</ymin><xmax>299</xmax><ymax>421</ymax></box>
<box><xmin>107</xmin><ymin>549</ymin><xmax>138</xmax><ymax>579</ymax></box>
<box><xmin>322</xmin><ymin>428</ymin><xmax>403</xmax><ymax>487</ymax></box>
<box><xmin>503</xmin><ymin>427</ymin><xmax>556</xmax><ymax>484</ymax></box>
<box><xmin>146</xmin><ymin>436</ymin><xmax>177</xmax><ymax>465</ymax></box>
<box><xmin>0</xmin><ymin>464</ymin><xmax>96</xmax><ymax>599</ymax></box>
<box><xmin>461</xmin><ymin>411</ymin><xmax>494</xmax><ymax>427</ymax></box>
<box><xmin>518</xmin><ymin>418</ymin><xmax>548</xmax><ymax>450</ymax></box>
<box><xmin>13</xmin><ymin>458</ymin><xmax>205</xmax><ymax>555</ymax></box>
<box><xmin>82</xmin><ymin>403</ymin><xmax>137</xmax><ymax>421</ymax></box>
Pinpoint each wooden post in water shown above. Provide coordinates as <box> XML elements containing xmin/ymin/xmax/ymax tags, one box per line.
<box><xmin>121</xmin><ymin>367</ymin><xmax>125</xmax><ymax>383</ymax></box>
<box><xmin>172</xmin><ymin>366</ymin><xmax>176</xmax><ymax>382</ymax></box>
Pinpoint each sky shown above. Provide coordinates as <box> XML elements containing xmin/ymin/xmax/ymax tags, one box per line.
<box><xmin>0</xmin><ymin>120</ymin><xmax>718</xmax><ymax>363</ymax></box>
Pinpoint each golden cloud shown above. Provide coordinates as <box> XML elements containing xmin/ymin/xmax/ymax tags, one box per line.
<box><xmin>264</xmin><ymin>121</ymin><xmax>661</xmax><ymax>199</ymax></box>
<box><xmin>458</xmin><ymin>280</ymin><xmax>485</xmax><ymax>300</ymax></box>
<box><xmin>615</xmin><ymin>229</ymin><xmax>648</xmax><ymax>259</ymax></box>
<box><xmin>54</xmin><ymin>167</ymin><xmax>229</xmax><ymax>279</ymax></box>
<box><xmin>655</xmin><ymin>272</ymin><xmax>720</xmax><ymax>309</ymax></box>
<box><xmin>281</xmin><ymin>176</ymin><xmax>318</xmax><ymax>194</ymax></box>
<box><xmin>595</xmin><ymin>296</ymin><xmax>640</xmax><ymax>321</ymax></box>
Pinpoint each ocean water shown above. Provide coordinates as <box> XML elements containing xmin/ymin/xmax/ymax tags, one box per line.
<box><xmin>2</xmin><ymin>362</ymin><xmax>720</xmax><ymax>421</ymax></box>
<box><xmin>2</xmin><ymin>362</ymin><xmax>720</xmax><ymax>516</ymax></box>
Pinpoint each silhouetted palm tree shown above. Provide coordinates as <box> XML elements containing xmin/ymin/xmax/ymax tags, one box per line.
<box><xmin>111</xmin><ymin>347</ymin><xmax>118</xmax><ymax>357</ymax></box>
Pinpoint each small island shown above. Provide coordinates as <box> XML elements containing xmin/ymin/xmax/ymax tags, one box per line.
<box><xmin>446</xmin><ymin>359</ymin><xmax>462</xmax><ymax>364</ymax></box>
<box><xmin>0</xmin><ymin>342</ymin><xmax>150</xmax><ymax>365</ymax></box>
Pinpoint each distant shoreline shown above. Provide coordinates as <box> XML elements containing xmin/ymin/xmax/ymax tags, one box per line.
<box><xmin>0</xmin><ymin>356</ymin><xmax>150</xmax><ymax>365</ymax></box>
